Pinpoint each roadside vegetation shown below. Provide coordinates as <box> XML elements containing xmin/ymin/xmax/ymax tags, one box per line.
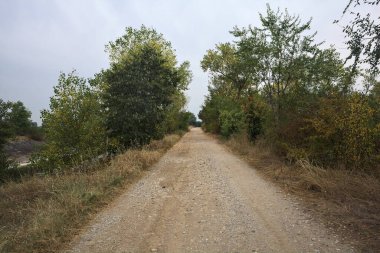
<box><xmin>199</xmin><ymin>3</ymin><xmax>379</xmax><ymax>251</ymax></box>
<box><xmin>0</xmin><ymin>134</ymin><xmax>181</xmax><ymax>253</ymax></box>
<box><xmin>0</xmin><ymin>26</ymin><xmax>194</xmax><ymax>252</ymax></box>
<box><xmin>0</xmin><ymin>100</ymin><xmax>43</xmax><ymax>180</ymax></box>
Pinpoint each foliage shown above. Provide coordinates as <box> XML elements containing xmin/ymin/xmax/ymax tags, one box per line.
<box><xmin>335</xmin><ymin>0</ymin><xmax>380</xmax><ymax>74</ymax></box>
<box><xmin>0</xmin><ymin>100</ymin><xmax>13</xmax><ymax>173</ymax></box>
<box><xmin>0</xmin><ymin>151</ymin><xmax>10</xmax><ymax>180</ymax></box>
<box><xmin>219</xmin><ymin>109</ymin><xmax>244</xmax><ymax>138</ymax></box>
<box><xmin>105</xmin><ymin>25</ymin><xmax>172</xmax><ymax>65</ymax></box>
<box><xmin>24</xmin><ymin>26</ymin><xmax>191</xmax><ymax>174</ymax></box>
<box><xmin>34</xmin><ymin>71</ymin><xmax>107</xmax><ymax>171</ymax></box>
<box><xmin>0</xmin><ymin>99</ymin><xmax>40</xmax><ymax>176</ymax></box>
<box><xmin>201</xmin><ymin>43</ymin><xmax>252</xmax><ymax>98</ymax></box>
<box><xmin>186</xmin><ymin>112</ymin><xmax>197</xmax><ymax>126</ymax></box>
<box><xmin>7</xmin><ymin>101</ymin><xmax>33</xmax><ymax>136</ymax></box>
<box><xmin>0</xmin><ymin>99</ymin><xmax>12</xmax><ymax>147</ymax></box>
<box><xmin>306</xmin><ymin>93</ymin><xmax>379</xmax><ymax>169</ymax></box>
<box><xmin>199</xmin><ymin>93</ymin><xmax>239</xmax><ymax>134</ymax></box>
<box><xmin>104</xmin><ymin>26</ymin><xmax>191</xmax><ymax>148</ymax></box>
<box><xmin>243</xmin><ymin>94</ymin><xmax>267</xmax><ymax>141</ymax></box>
<box><xmin>200</xmin><ymin>5</ymin><xmax>380</xmax><ymax>171</ymax></box>
<box><xmin>0</xmin><ymin>99</ymin><xmax>35</xmax><ymax>140</ymax></box>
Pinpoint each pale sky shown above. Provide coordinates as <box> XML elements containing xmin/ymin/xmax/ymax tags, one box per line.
<box><xmin>0</xmin><ymin>0</ymin><xmax>375</xmax><ymax>124</ymax></box>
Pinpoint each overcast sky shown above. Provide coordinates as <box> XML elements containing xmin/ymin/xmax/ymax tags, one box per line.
<box><xmin>0</xmin><ymin>0</ymin><xmax>374</xmax><ymax>124</ymax></box>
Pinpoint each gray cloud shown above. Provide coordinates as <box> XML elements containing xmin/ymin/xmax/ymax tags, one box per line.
<box><xmin>0</xmin><ymin>0</ymin><xmax>375</xmax><ymax>123</ymax></box>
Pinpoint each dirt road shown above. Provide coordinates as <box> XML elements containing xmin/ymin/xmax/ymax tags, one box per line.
<box><xmin>67</xmin><ymin>128</ymin><xmax>354</xmax><ymax>253</ymax></box>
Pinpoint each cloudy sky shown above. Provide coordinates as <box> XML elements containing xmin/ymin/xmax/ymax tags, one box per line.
<box><xmin>0</xmin><ymin>0</ymin><xmax>372</xmax><ymax>123</ymax></box>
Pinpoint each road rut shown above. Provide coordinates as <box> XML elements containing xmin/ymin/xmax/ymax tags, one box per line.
<box><xmin>67</xmin><ymin>128</ymin><xmax>354</xmax><ymax>253</ymax></box>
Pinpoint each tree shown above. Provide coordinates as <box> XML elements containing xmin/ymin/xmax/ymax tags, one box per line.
<box><xmin>0</xmin><ymin>99</ymin><xmax>12</xmax><ymax>146</ymax></box>
<box><xmin>231</xmin><ymin>6</ymin><xmax>321</xmax><ymax>120</ymax></box>
<box><xmin>335</xmin><ymin>0</ymin><xmax>380</xmax><ymax>74</ymax></box>
<box><xmin>0</xmin><ymin>99</ymin><xmax>12</xmax><ymax>172</ymax></box>
<box><xmin>105</xmin><ymin>25</ymin><xmax>172</xmax><ymax>65</ymax></box>
<box><xmin>187</xmin><ymin>112</ymin><xmax>197</xmax><ymax>126</ymax></box>
<box><xmin>201</xmin><ymin>43</ymin><xmax>254</xmax><ymax>98</ymax></box>
<box><xmin>36</xmin><ymin>71</ymin><xmax>107</xmax><ymax>170</ymax></box>
<box><xmin>104</xmin><ymin>26</ymin><xmax>191</xmax><ymax>147</ymax></box>
<box><xmin>199</xmin><ymin>92</ymin><xmax>242</xmax><ymax>134</ymax></box>
<box><xmin>8</xmin><ymin>101</ymin><xmax>32</xmax><ymax>135</ymax></box>
<box><xmin>200</xmin><ymin>5</ymin><xmax>379</xmax><ymax>170</ymax></box>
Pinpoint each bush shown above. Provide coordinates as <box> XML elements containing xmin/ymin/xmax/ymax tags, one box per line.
<box><xmin>307</xmin><ymin>93</ymin><xmax>379</xmax><ymax>170</ymax></box>
<box><xmin>219</xmin><ymin>109</ymin><xmax>244</xmax><ymax>138</ymax></box>
<box><xmin>34</xmin><ymin>71</ymin><xmax>107</xmax><ymax>171</ymax></box>
<box><xmin>243</xmin><ymin>94</ymin><xmax>267</xmax><ymax>141</ymax></box>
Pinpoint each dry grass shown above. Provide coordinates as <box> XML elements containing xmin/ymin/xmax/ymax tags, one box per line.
<box><xmin>224</xmin><ymin>134</ymin><xmax>380</xmax><ymax>252</ymax></box>
<box><xmin>0</xmin><ymin>134</ymin><xmax>181</xmax><ymax>253</ymax></box>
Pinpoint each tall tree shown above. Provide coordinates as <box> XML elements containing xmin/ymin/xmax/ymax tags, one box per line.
<box><xmin>104</xmin><ymin>26</ymin><xmax>191</xmax><ymax>147</ymax></box>
<box><xmin>231</xmin><ymin>5</ymin><xmax>321</xmax><ymax>117</ymax></box>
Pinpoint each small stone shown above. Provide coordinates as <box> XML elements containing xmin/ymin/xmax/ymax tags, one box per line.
<box><xmin>151</xmin><ymin>248</ymin><xmax>157</xmax><ymax>252</ymax></box>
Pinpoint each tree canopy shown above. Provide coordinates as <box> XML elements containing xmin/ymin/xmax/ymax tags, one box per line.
<box><xmin>200</xmin><ymin>5</ymin><xmax>380</xmax><ymax>171</ymax></box>
<box><xmin>104</xmin><ymin>26</ymin><xmax>192</xmax><ymax>147</ymax></box>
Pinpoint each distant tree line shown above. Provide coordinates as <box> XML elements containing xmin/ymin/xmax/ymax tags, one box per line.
<box><xmin>1</xmin><ymin>26</ymin><xmax>196</xmax><ymax>176</ymax></box>
<box><xmin>199</xmin><ymin>5</ymin><xmax>380</xmax><ymax>172</ymax></box>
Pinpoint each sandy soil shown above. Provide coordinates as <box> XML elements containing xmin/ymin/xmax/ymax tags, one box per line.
<box><xmin>66</xmin><ymin>128</ymin><xmax>355</xmax><ymax>253</ymax></box>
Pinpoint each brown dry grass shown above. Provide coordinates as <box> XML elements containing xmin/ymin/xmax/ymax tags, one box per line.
<box><xmin>0</xmin><ymin>134</ymin><xmax>181</xmax><ymax>253</ymax></box>
<box><xmin>224</xmin><ymin>134</ymin><xmax>380</xmax><ymax>252</ymax></box>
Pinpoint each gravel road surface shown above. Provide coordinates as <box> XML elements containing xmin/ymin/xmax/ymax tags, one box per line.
<box><xmin>67</xmin><ymin>128</ymin><xmax>354</xmax><ymax>253</ymax></box>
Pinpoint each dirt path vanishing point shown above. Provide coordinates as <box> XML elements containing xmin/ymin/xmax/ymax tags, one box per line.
<box><xmin>67</xmin><ymin>128</ymin><xmax>355</xmax><ymax>253</ymax></box>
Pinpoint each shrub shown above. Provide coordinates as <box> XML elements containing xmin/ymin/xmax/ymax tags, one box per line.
<box><xmin>307</xmin><ymin>93</ymin><xmax>379</xmax><ymax>170</ymax></box>
<box><xmin>219</xmin><ymin>109</ymin><xmax>244</xmax><ymax>138</ymax></box>
<box><xmin>34</xmin><ymin>71</ymin><xmax>107</xmax><ymax>171</ymax></box>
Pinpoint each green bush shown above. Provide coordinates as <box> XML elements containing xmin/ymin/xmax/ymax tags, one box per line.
<box><xmin>34</xmin><ymin>71</ymin><xmax>107</xmax><ymax>171</ymax></box>
<box><xmin>219</xmin><ymin>109</ymin><xmax>244</xmax><ymax>138</ymax></box>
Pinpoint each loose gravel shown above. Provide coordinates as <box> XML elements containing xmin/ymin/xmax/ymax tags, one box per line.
<box><xmin>66</xmin><ymin>128</ymin><xmax>355</xmax><ymax>253</ymax></box>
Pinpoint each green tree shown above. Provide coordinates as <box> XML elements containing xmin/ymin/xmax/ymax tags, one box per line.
<box><xmin>36</xmin><ymin>71</ymin><xmax>107</xmax><ymax>170</ymax></box>
<box><xmin>199</xmin><ymin>92</ymin><xmax>241</xmax><ymax>134</ymax></box>
<box><xmin>0</xmin><ymin>99</ymin><xmax>12</xmax><ymax>146</ymax></box>
<box><xmin>8</xmin><ymin>101</ymin><xmax>32</xmax><ymax>135</ymax></box>
<box><xmin>105</xmin><ymin>25</ymin><xmax>172</xmax><ymax>65</ymax></box>
<box><xmin>104</xmin><ymin>26</ymin><xmax>191</xmax><ymax>147</ymax></box>
<box><xmin>231</xmin><ymin>6</ymin><xmax>321</xmax><ymax>123</ymax></box>
<box><xmin>201</xmin><ymin>43</ymin><xmax>254</xmax><ymax>98</ymax></box>
<box><xmin>187</xmin><ymin>112</ymin><xmax>197</xmax><ymax>126</ymax></box>
<box><xmin>200</xmin><ymin>5</ymin><xmax>379</xmax><ymax>170</ymax></box>
<box><xmin>0</xmin><ymin>99</ymin><xmax>12</xmax><ymax>172</ymax></box>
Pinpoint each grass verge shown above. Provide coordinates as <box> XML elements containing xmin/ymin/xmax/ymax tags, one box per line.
<box><xmin>0</xmin><ymin>134</ymin><xmax>182</xmax><ymax>253</ymax></box>
<box><xmin>223</xmin><ymin>134</ymin><xmax>380</xmax><ymax>252</ymax></box>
